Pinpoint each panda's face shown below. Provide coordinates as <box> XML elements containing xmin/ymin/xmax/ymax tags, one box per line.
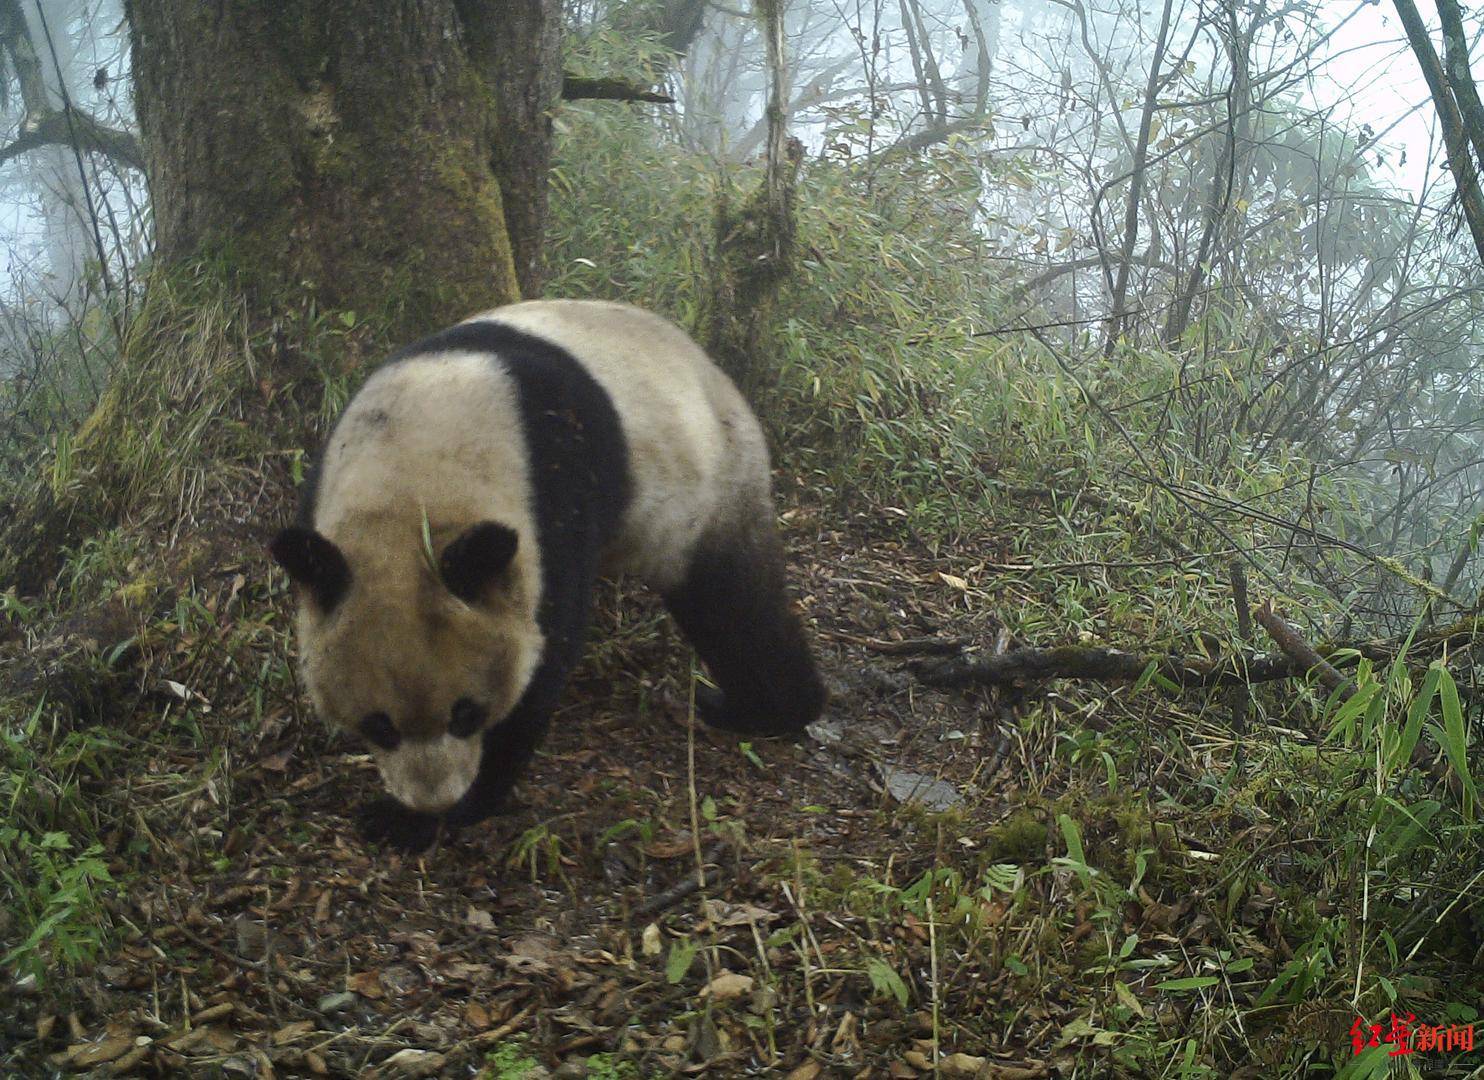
<box><xmin>271</xmin><ymin>521</ymin><xmax>543</xmax><ymax>813</ymax></box>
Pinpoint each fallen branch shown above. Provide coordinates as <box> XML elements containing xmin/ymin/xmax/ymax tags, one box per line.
<box><xmin>633</xmin><ymin>841</ymin><xmax>729</xmax><ymax>919</ymax></box>
<box><xmin>819</xmin><ymin>629</ymin><xmax>971</xmax><ymax>656</ymax></box>
<box><xmin>561</xmin><ymin>75</ymin><xmax>673</xmax><ymax>103</ymax></box>
<box><xmin>915</xmin><ymin>616</ymin><xmax>1484</xmax><ymax>693</ymax></box>
<box><xmin>917</xmin><ymin>644</ymin><xmax>1322</xmax><ymax>690</ymax></box>
<box><xmin>1254</xmin><ymin>600</ymin><xmax>1354</xmax><ymax>700</ymax></box>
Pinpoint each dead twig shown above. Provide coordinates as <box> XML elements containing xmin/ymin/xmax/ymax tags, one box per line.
<box><xmin>1229</xmin><ymin>561</ymin><xmax>1253</xmax><ymax>740</ymax></box>
<box><xmin>1253</xmin><ymin>600</ymin><xmax>1354</xmax><ymax>700</ymax></box>
<box><xmin>634</xmin><ymin>840</ymin><xmax>729</xmax><ymax>919</ymax></box>
<box><xmin>819</xmin><ymin>629</ymin><xmax>972</xmax><ymax>655</ymax></box>
<box><xmin>917</xmin><ymin>643</ymin><xmax>1330</xmax><ymax>691</ymax></box>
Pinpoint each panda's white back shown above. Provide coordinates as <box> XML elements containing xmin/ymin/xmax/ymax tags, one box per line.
<box><xmin>471</xmin><ymin>300</ymin><xmax>771</xmax><ymax>591</ymax></box>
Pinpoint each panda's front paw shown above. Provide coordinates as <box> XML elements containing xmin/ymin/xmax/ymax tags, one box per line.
<box><xmin>358</xmin><ymin>796</ymin><xmax>439</xmax><ymax>853</ymax></box>
<box><xmin>443</xmin><ymin>788</ymin><xmax>521</xmax><ymax>833</ymax></box>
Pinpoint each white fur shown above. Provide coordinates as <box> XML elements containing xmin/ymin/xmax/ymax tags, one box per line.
<box><xmin>376</xmin><ymin>733</ymin><xmax>482</xmax><ymax>813</ymax></box>
<box><xmin>302</xmin><ymin>301</ymin><xmax>772</xmax><ymax>814</ymax></box>
<box><xmin>470</xmin><ymin>300</ymin><xmax>772</xmax><ymax>591</ymax></box>
<box><xmin>312</xmin><ymin>351</ymin><xmax>543</xmax><ymax>614</ymax></box>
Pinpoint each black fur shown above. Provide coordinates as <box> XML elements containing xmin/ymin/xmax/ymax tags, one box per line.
<box><xmin>395</xmin><ymin>321</ymin><xmax>632</xmax><ymax>840</ymax></box>
<box><xmin>440</xmin><ymin>522</ymin><xmax>519</xmax><ymax>603</ymax></box>
<box><xmin>449</xmin><ymin>698</ymin><xmax>486</xmax><ymax>738</ymax></box>
<box><xmin>291</xmin><ymin>316</ymin><xmax>824</xmax><ymax>853</ymax></box>
<box><xmin>662</xmin><ymin>525</ymin><xmax>826</xmax><ymax>736</ymax></box>
<box><xmin>268</xmin><ymin>525</ymin><xmax>351</xmax><ymax>613</ymax></box>
<box><xmin>359</xmin><ymin>711</ymin><xmax>400</xmax><ymax>751</ymax></box>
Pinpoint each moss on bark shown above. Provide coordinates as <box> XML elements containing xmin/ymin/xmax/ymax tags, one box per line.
<box><xmin>125</xmin><ymin>0</ymin><xmax>555</xmax><ymax>345</ymax></box>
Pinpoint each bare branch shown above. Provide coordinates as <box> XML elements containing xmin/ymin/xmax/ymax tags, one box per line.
<box><xmin>0</xmin><ymin>106</ymin><xmax>143</xmax><ymax>171</ymax></box>
<box><xmin>561</xmin><ymin>74</ymin><xmax>674</xmax><ymax>104</ymax></box>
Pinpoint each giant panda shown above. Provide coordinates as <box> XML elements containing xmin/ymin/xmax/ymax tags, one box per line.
<box><xmin>269</xmin><ymin>299</ymin><xmax>826</xmax><ymax>851</ymax></box>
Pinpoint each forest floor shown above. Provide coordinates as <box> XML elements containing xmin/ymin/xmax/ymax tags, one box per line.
<box><xmin>1</xmin><ymin>483</ymin><xmax>1388</xmax><ymax>1079</ymax></box>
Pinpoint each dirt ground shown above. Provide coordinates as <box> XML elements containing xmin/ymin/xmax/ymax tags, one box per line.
<box><xmin>4</xmin><ymin>494</ymin><xmax>1221</xmax><ymax>1079</ymax></box>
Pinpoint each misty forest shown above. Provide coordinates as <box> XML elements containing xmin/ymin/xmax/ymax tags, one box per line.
<box><xmin>1</xmin><ymin>0</ymin><xmax>1483</xmax><ymax>1076</ymax></box>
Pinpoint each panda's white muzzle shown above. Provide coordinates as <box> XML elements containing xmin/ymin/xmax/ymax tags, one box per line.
<box><xmin>376</xmin><ymin>733</ymin><xmax>481</xmax><ymax>813</ymax></box>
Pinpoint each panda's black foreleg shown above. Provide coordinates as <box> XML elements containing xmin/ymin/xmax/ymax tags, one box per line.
<box><xmin>663</xmin><ymin>528</ymin><xmax>826</xmax><ymax>736</ymax></box>
<box><xmin>358</xmin><ymin>797</ymin><xmax>440</xmax><ymax>853</ymax></box>
<box><xmin>442</xmin><ymin>707</ymin><xmax>551</xmax><ymax>832</ymax></box>
<box><xmin>353</xmin><ymin>707</ymin><xmax>551</xmax><ymax>852</ymax></box>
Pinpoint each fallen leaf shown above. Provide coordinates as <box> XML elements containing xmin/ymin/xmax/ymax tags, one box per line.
<box><xmin>192</xmin><ymin>1003</ymin><xmax>234</xmax><ymax>1024</ymax></box>
<box><xmin>270</xmin><ymin>1020</ymin><xmax>316</xmax><ymax>1046</ymax></box>
<box><xmin>879</xmin><ymin>764</ymin><xmax>962</xmax><ymax>811</ymax></box>
<box><xmin>66</xmin><ymin>1036</ymin><xmax>134</xmax><ymax>1067</ymax></box>
<box><xmin>703</xmin><ymin>899</ymin><xmax>779</xmax><ymax>926</ymax></box>
<box><xmin>941</xmin><ymin>1052</ymin><xmax>988</xmax><ymax>1078</ymax></box>
<box><xmin>643</xmin><ymin>834</ymin><xmax>695</xmax><ymax>859</ymax></box>
<box><xmin>508</xmin><ymin>933</ymin><xmax>558</xmax><ymax>962</ymax></box>
<box><xmin>464</xmin><ymin>1001</ymin><xmax>491</xmax><ymax>1030</ymax></box>
<box><xmin>938</xmin><ymin>572</ymin><xmax>969</xmax><ymax>591</ymax></box>
<box><xmin>346</xmin><ymin>970</ymin><xmax>385</xmax><ymax>1000</ymax></box>
<box><xmin>641</xmin><ymin>922</ymin><xmax>663</xmax><ymax>957</ymax></box>
<box><xmin>466</xmin><ymin>905</ymin><xmax>496</xmax><ymax>931</ymax></box>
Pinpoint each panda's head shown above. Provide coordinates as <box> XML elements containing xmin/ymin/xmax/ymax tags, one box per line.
<box><xmin>269</xmin><ymin>520</ymin><xmax>543</xmax><ymax>813</ymax></box>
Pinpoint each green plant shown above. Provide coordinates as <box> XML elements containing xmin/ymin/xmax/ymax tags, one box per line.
<box><xmin>0</xmin><ymin>828</ymin><xmax>115</xmax><ymax>985</ymax></box>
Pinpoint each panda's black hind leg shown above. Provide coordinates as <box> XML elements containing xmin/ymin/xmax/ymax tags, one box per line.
<box><xmin>663</xmin><ymin>527</ymin><xmax>826</xmax><ymax>736</ymax></box>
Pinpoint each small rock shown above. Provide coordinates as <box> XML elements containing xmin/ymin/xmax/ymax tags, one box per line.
<box><xmin>553</xmin><ymin>1060</ymin><xmax>589</xmax><ymax>1079</ymax></box>
<box><xmin>317</xmin><ymin>991</ymin><xmax>357</xmax><ymax>1015</ymax></box>
<box><xmin>384</xmin><ymin>1048</ymin><xmax>446</xmax><ymax>1078</ymax></box>
<box><xmin>879</xmin><ymin>764</ymin><xmax>961</xmax><ymax>812</ymax></box>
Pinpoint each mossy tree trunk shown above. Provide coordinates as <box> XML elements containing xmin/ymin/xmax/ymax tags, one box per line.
<box><xmin>125</xmin><ymin>0</ymin><xmax>561</xmax><ymax>341</ymax></box>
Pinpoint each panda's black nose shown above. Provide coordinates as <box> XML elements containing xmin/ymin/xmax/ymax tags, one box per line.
<box><xmin>449</xmin><ymin>698</ymin><xmax>487</xmax><ymax>738</ymax></box>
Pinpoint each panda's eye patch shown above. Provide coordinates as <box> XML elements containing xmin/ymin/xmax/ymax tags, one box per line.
<box><xmin>449</xmin><ymin>698</ymin><xmax>486</xmax><ymax>739</ymax></box>
<box><xmin>359</xmin><ymin>712</ymin><xmax>401</xmax><ymax>750</ymax></box>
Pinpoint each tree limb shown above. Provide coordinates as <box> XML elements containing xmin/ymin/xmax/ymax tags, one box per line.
<box><xmin>1253</xmin><ymin>600</ymin><xmax>1354</xmax><ymax>700</ymax></box>
<box><xmin>561</xmin><ymin>74</ymin><xmax>673</xmax><ymax>104</ymax></box>
<box><xmin>0</xmin><ymin>106</ymin><xmax>143</xmax><ymax>171</ymax></box>
<box><xmin>914</xmin><ymin>617</ymin><xmax>1482</xmax><ymax>693</ymax></box>
<box><xmin>1392</xmin><ymin>0</ymin><xmax>1484</xmax><ymax>265</ymax></box>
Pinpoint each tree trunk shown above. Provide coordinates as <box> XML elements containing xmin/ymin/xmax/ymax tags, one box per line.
<box><xmin>125</xmin><ymin>0</ymin><xmax>560</xmax><ymax>340</ymax></box>
<box><xmin>1102</xmin><ymin>0</ymin><xmax>1174</xmax><ymax>357</ymax></box>
<box><xmin>459</xmin><ymin>0</ymin><xmax>562</xmax><ymax>297</ymax></box>
<box><xmin>1392</xmin><ymin>0</ymin><xmax>1484</xmax><ymax>267</ymax></box>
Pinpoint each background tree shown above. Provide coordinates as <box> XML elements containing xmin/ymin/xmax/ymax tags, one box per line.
<box><xmin>123</xmin><ymin>0</ymin><xmax>562</xmax><ymax>338</ymax></box>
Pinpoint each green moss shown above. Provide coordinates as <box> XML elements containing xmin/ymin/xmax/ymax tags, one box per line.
<box><xmin>983</xmin><ymin>810</ymin><xmax>1050</xmax><ymax>864</ymax></box>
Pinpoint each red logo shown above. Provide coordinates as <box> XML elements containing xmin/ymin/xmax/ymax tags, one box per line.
<box><xmin>1351</xmin><ymin>1013</ymin><xmax>1475</xmax><ymax>1056</ymax></box>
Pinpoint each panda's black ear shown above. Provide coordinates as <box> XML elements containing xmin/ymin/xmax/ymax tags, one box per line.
<box><xmin>440</xmin><ymin>522</ymin><xmax>519</xmax><ymax>604</ymax></box>
<box><xmin>269</xmin><ymin>526</ymin><xmax>351</xmax><ymax>612</ymax></box>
